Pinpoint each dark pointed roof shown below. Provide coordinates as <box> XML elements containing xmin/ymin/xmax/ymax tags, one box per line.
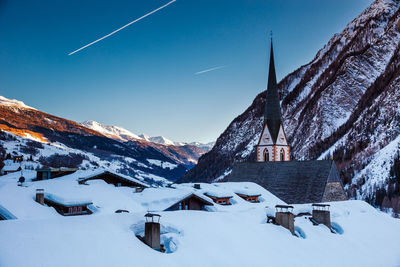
<box><xmin>228</xmin><ymin>160</ymin><xmax>347</xmax><ymax>204</ymax></box>
<box><xmin>264</xmin><ymin>39</ymin><xmax>282</xmax><ymax>143</ymax></box>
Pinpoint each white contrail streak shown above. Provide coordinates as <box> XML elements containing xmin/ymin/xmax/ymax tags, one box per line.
<box><xmin>195</xmin><ymin>65</ymin><xmax>226</xmax><ymax>75</ymax></box>
<box><xmin>68</xmin><ymin>0</ymin><xmax>177</xmax><ymax>55</ymax></box>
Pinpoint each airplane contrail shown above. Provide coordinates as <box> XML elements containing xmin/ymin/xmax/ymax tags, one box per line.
<box><xmin>68</xmin><ymin>0</ymin><xmax>177</xmax><ymax>55</ymax></box>
<box><xmin>195</xmin><ymin>65</ymin><xmax>226</xmax><ymax>75</ymax></box>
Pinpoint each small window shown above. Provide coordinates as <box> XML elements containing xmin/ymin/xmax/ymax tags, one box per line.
<box><xmin>179</xmin><ymin>202</ymin><xmax>182</xmax><ymax>210</ymax></box>
<box><xmin>280</xmin><ymin>149</ymin><xmax>285</xmax><ymax>161</ymax></box>
<box><xmin>68</xmin><ymin>207</ymin><xmax>72</xmax><ymax>214</ymax></box>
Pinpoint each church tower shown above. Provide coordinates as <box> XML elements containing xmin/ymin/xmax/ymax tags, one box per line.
<box><xmin>256</xmin><ymin>39</ymin><xmax>290</xmax><ymax>162</ymax></box>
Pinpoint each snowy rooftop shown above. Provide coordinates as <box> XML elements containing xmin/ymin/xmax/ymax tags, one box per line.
<box><xmin>0</xmin><ymin>170</ymin><xmax>399</xmax><ymax>266</ymax></box>
<box><xmin>81</xmin><ymin>169</ymin><xmax>149</xmax><ymax>188</ymax></box>
<box><xmin>44</xmin><ymin>193</ymin><xmax>92</xmax><ymax>207</ymax></box>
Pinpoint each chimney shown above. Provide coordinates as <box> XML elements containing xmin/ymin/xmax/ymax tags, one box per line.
<box><xmin>275</xmin><ymin>205</ymin><xmax>295</xmax><ymax>234</ymax></box>
<box><xmin>312</xmin><ymin>204</ymin><xmax>331</xmax><ymax>228</ymax></box>
<box><xmin>144</xmin><ymin>213</ymin><xmax>161</xmax><ymax>250</ymax></box>
<box><xmin>36</xmin><ymin>189</ymin><xmax>44</xmax><ymax>205</ymax></box>
<box><xmin>194</xmin><ymin>184</ymin><xmax>201</xmax><ymax>190</ymax></box>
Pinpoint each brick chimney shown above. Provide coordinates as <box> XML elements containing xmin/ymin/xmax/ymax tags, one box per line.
<box><xmin>144</xmin><ymin>213</ymin><xmax>161</xmax><ymax>250</ymax></box>
<box><xmin>36</xmin><ymin>189</ymin><xmax>44</xmax><ymax>205</ymax></box>
<box><xmin>275</xmin><ymin>205</ymin><xmax>294</xmax><ymax>234</ymax></box>
<box><xmin>312</xmin><ymin>204</ymin><xmax>331</xmax><ymax>228</ymax></box>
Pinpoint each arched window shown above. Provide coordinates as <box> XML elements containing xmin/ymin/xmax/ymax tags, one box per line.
<box><xmin>264</xmin><ymin>149</ymin><xmax>269</xmax><ymax>161</ymax></box>
<box><xmin>280</xmin><ymin>149</ymin><xmax>285</xmax><ymax>161</ymax></box>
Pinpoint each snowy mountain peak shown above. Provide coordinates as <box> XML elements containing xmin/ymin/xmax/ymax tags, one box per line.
<box><xmin>147</xmin><ymin>136</ymin><xmax>175</xmax><ymax>146</ymax></box>
<box><xmin>0</xmin><ymin>96</ymin><xmax>36</xmax><ymax>110</ymax></box>
<box><xmin>81</xmin><ymin>120</ymin><xmax>142</xmax><ymax>141</ymax></box>
<box><xmin>138</xmin><ymin>133</ymin><xmax>151</xmax><ymax>142</ymax></box>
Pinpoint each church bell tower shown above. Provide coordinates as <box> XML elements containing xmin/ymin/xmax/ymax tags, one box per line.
<box><xmin>256</xmin><ymin>38</ymin><xmax>290</xmax><ymax>162</ymax></box>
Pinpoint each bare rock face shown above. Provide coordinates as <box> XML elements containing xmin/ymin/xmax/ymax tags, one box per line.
<box><xmin>181</xmin><ymin>0</ymin><xmax>400</xmax><ymax>213</ymax></box>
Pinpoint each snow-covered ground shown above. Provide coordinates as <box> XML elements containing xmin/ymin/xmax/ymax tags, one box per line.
<box><xmin>0</xmin><ymin>170</ymin><xmax>399</xmax><ymax>267</ymax></box>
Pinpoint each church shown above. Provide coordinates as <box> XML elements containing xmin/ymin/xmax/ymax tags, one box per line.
<box><xmin>228</xmin><ymin>40</ymin><xmax>347</xmax><ymax>204</ymax></box>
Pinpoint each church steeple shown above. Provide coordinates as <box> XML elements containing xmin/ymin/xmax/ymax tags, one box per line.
<box><xmin>256</xmin><ymin>37</ymin><xmax>290</xmax><ymax>162</ymax></box>
<box><xmin>264</xmin><ymin>38</ymin><xmax>282</xmax><ymax>143</ymax></box>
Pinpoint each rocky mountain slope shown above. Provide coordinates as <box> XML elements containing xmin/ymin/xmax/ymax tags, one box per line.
<box><xmin>180</xmin><ymin>0</ymin><xmax>400</xmax><ymax>214</ymax></box>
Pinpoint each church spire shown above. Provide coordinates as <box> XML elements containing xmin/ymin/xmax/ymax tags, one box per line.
<box><xmin>256</xmin><ymin>35</ymin><xmax>290</xmax><ymax>162</ymax></box>
<box><xmin>264</xmin><ymin>36</ymin><xmax>282</xmax><ymax>143</ymax></box>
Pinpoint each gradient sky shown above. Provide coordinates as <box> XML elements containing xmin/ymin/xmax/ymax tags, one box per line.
<box><xmin>0</xmin><ymin>0</ymin><xmax>372</xmax><ymax>143</ymax></box>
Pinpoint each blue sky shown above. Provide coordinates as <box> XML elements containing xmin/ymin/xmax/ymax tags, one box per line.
<box><xmin>0</xmin><ymin>0</ymin><xmax>372</xmax><ymax>143</ymax></box>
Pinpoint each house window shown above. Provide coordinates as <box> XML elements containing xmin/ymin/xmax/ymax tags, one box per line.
<box><xmin>264</xmin><ymin>149</ymin><xmax>269</xmax><ymax>161</ymax></box>
<box><xmin>280</xmin><ymin>149</ymin><xmax>285</xmax><ymax>161</ymax></box>
<box><xmin>78</xmin><ymin>206</ymin><xmax>82</xmax><ymax>212</ymax></box>
<box><xmin>68</xmin><ymin>207</ymin><xmax>72</xmax><ymax>214</ymax></box>
<box><xmin>179</xmin><ymin>202</ymin><xmax>182</xmax><ymax>210</ymax></box>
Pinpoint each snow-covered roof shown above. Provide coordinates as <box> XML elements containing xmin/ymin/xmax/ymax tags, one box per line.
<box><xmin>44</xmin><ymin>193</ymin><xmax>92</xmax><ymax>207</ymax></box>
<box><xmin>1</xmin><ymin>163</ymin><xmax>21</xmax><ymax>172</ymax></box>
<box><xmin>204</xmin><ymin>190</ymin><xmax>233</xmax><ymax>198</ymax></box>
<box><xmin>164</xmin><ymin>192</ymin><xmax>214</xmax><ymax>210</ymax></box>
<box><xmin>234</xmin><ymin>189</ymin><xmax>261</xmax><ymax>197</ymax></box>
<box><xmin>135</xmin><ymin>187</ymin><xmax>198</xmax><ymax>211</ymax></box>
<box><xmin>82</xmin><ymin>169</ymin><xmax>149</xmax><ymax>188</ymax></box>
<box><xmin>0</xmin><ymin>205</ymin><xmax>17</xmax><ymax>220</ymax></box>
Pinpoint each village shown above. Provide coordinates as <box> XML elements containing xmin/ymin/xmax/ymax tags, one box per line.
<box><xmin>1</xmin><ymin>39</ymin><xmax>400</xmax><ymax>266</ymax></box>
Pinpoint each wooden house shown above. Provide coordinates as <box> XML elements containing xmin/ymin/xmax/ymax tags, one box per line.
<box><xmin>2</xmin><ymin>165</ymin><xmax>21</xmax><ymax>175</ymax></box>
<box><xmin>12</xmin><ymin>155</ymin><xmax>23</xmax><ymax>163</ymax></box>
<box><xmin>204</xmin><ymin>192</ymin><xmax>233</xmax><ymax>205</ymax></box>
<box><xmin>43</xmin><ymin>193</ymin><xmax>92</xmax><ymax>216</ymax></box>
<box><xmin>79</xmin><ymin>170</ymin><xmax>148</xmax><ymax>189</ymax></box>
<box><xmin>164</xmin><ymin>193</ymin><xmax>213</xmax><ymax>211</ymax></box>
<box><xmin>235</xmin><ymin>191</ymin><xmax>261</xmax><ymax>203</ymax></box>
<box><xmin>36</xmin><ymin>167</ymin><xmax>78</xmax><ymax>180</ymax></box>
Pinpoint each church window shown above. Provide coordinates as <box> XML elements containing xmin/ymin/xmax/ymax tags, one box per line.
<box><xmin>264</xmin><ymin>149</ymin><xmax>269</xmax><ymax>161</ymax></box>
<box><xmin>280</xmin><ymin>149</ymin><xmax>285</xmax><ymax>161</ymax></box>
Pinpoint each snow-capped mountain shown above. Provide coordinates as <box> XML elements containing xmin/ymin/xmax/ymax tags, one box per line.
<box><xmin>181</xmin><ymin>0</ymin><xmax>400</xmax><ymax>214</ymax></box>
<box><xmin>139</xmin><ymin>134</ymin><xmax>175</xmax><ymax>146</ymax></box>
<box><xmin>0</xmin><ymin>96</ymin><xmax>36</xmax><ymax>110</ymax></box>
<box><xmin>81</xmin><ymin>120</ymin><xmax>142</xmax><ymax>142</ymax></box>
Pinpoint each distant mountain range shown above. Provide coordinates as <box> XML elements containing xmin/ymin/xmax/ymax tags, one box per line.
<box><xmin>81</xmin><ymin>120</ymin><xmax>214</xmax><ymax>150</ymax></box>
<box><xmin>180</xmin><ymin>0</ymin><xmax>400</xmax><ymax>214</ymax></box>
<box><xmin>0</xmin><ymin>96</ymin><xmax>214</xmax><ymax>184</ymax></box>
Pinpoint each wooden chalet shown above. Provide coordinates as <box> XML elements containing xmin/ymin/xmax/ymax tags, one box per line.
<box><xmin>2</xmin><ymin>165</ymin><xmax>21</xmax><ymax>175</ymax></box>
<box><xmin>12</xmin><ymin>155</ymin><xmax>23</xmax><ymax>163</ymax></box>
<box><xmin>78</xmin><ymin>170</ymin><xmax>149</xmax><ymax>189</ymax></box>
<box><xmin>44</xmin><ymin>193</ymin><xmax>92</xmax><ymax>216</ymax></box>
<box><xmin>164</xmin><ymin>193</ymin><xmax>213</xmax><ymax>211</ymax></box>
<box><xmin>235</xmin><ymin>191</ymin><xmax>261</xmax><ymax>203</ymax></box>
<box><xmin>36</xmin><ymin>167</ymin><xmax>78</xmax><ymax>180</ymax></box>
<box><xmin>204</xmin><ymin>192</ymin><xmax>233</xmax><ymax>205</ymax></box>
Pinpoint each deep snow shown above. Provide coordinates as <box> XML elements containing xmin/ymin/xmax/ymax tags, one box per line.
<box><xmin>0</xmin><ymin>170</ymin><xmax>399</xmax><ymax>267</ymax></box>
